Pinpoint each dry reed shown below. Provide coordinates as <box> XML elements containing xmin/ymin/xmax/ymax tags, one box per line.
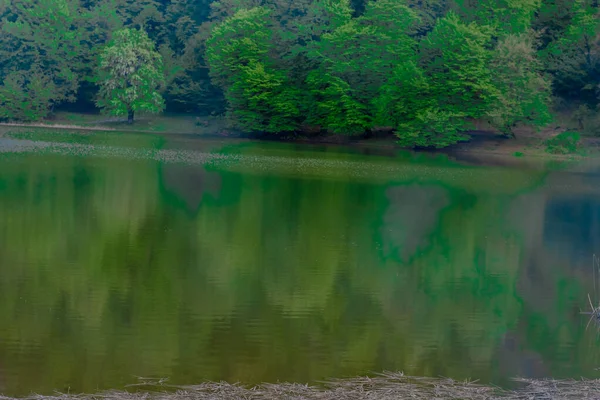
<box><xmin>2</xmin><ymin>374</ymin><xmax>600</xmax><ymax>400</ymax></box>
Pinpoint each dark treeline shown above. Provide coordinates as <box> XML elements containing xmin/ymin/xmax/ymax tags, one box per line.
<box><xmin>0</xmin><ymin>0</ymin><xmax>599</xmax><ymax>147</ymax></box>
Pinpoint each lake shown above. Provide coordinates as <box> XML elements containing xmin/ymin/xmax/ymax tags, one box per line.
<box><xmin>0</xmin><ymin>129</ymin><xmax>599</xmax><ymax>396</ymax></box>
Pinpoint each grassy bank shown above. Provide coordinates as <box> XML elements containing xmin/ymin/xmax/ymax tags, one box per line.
<box><xmin>2</xmin><ymin>374</ymin><xmax>600</xmax><ymax>400</ymax></box>
<box><xmin>0</xmin><ymin>112</ymin><xmax>231</xmax><ymax>136</ymax></box>
<box><xmin>2</xmin><ymin>111</ymin><xmax>599</xmax><ymax>159</ymax></box>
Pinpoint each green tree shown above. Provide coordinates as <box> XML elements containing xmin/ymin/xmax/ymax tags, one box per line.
<box><xmin>0</xmin><ymin>69</ymin><xmax>58</xmax><ymax>121</ymax></box>
<box><xmin>374</xmin><ymin>62</ymin><xmax>462</xmax><ymax>148</ymax></box>
<box><xmin>307</xmin><ymin>71</ymin><xmax>370</xmax><ymax>134</ymax></box>
<box><xmin>541</xmin><ymin>0</ymin><xmax>600</xmax><ymax>103</ymax></box>
<box><xmin>533</xmin><ymin>0</ymin><xmax>577</xmax><ymax>46</ymax></box>
<box><xmin>226</xmin><ymin>62</ymin><xmax>303</xmax><ymax>133</ymax></box>
<box><xmin>0</xmin><ymin>0</ymin><xmax>84</xmax><ymax>119</ymax></box>
<box><xmin>488</xmin><ymin>33</ymin><xmax>552</xmax><ymax>136</ymax></box>
<box><xmin>0</xmin><ymin>0</ymin><xmax>598</xmax><ymax>139</ymax></box>
<box><xmin>406</xmin><ymin>0</ymin><xmax>450</xmax><ymax>35</ymax></box>
<box><xmin>96</xmin><ymin>28</ymin><xmax>165</xmax><ymax>123</ymax></box>
<box><xmin>373</xmin><ymin>61</ymin><xmax>431</xmax><ymax>130</ymax></box>
<box><xmin>408</xmin><ymin>12</ymin><xmax>496</xmax><ymax>147</ymax></box>
<box><xmin>307</xmin><ymin>0</ymin><xmax>418</xmax><ymax>134</ymax></box>
<box><xmin>87</xmin><ymin>0</ymin><xmax>221</xmax><ymax>114</ymax></box>
<box><xmin>419</xmin><ymin>12</ymin><xmax>496</xmax><ymax>118</ymax></box>
<box><xmin>160</xmin><ymin>0</ymin><xmax>224</xmax><ymax>113</ymax></box>
<box><xmin>206</xmin><ymin>7</ymin><xmax>303</xmax><ymax>133</ymax></box>
<box><xmin>452</xmin><ymin>0</ymin><xmax>542</xmax><ymax>35</ymax></box>
<box><xmin>111</xmin><ymin>0</ymin><xmax>165</xmax><ymax>42</ymax></box>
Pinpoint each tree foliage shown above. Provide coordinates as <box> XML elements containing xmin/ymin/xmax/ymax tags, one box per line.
<box><xmin>306</xmin><ymin>0</ymin><xmax>418</xmax><ymax>134</ymax></box>
<box><xmin>96</xmin><ymin>28</ymin><xmax>165</xmax><ymax>123</ymax></box>
<box><xmin>452</xmin><ymin>0</ymin><xmax>542</xmax><ymax>35</ymax></box>
<box><xmin>206</xmin><ymin>7</ymin><xmax>302</xmax><ymax>133</ymax></box>
<box><xmin>488</xmin><ymin>33</ymin><xmax>553</xmax><ymax>135</ymax></box>
<box><xmin>0</xmin><ymin>0</ymin><xmax>598</xmax><ymax>147</ymax></box>
<box><xmin>203</xmin><ymin>0</ymin><xmax>592</xmax><ymax>147</ymax></box>
<box><xmin>541</xmin><ymin>0</ymin><xmax>600</xmax><ymax>102</ymax></box>
<box><xmin>0</xmin><ymin>0</ymin><xmax>83</xmax><ymax>119</ymax></box>
<box><xmin>404</xmin><ymin>12</ymin><xmax>496</xmax><ymax>146</ymax></box>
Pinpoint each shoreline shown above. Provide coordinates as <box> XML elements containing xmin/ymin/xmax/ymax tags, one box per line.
<box><xmin>0</xmin><ymin>120</ymin><xmax>596</xmax><ymax>161</ymax></box>
<box><xmin>2</xmin><ymin>374</ymin><xmax>600</xmax><ymax>399</ymax></box>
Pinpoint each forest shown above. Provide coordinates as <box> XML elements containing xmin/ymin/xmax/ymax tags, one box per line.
<box><xmin>0</xmin><ymin>0</ymin><xmax>599</xmax><ymax>147</ymax></box>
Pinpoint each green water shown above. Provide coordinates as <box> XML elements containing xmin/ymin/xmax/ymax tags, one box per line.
<box><xmin>0</xmin><ymin>130</ymin><xmax>600</xmax><ymax>396</ymax></box>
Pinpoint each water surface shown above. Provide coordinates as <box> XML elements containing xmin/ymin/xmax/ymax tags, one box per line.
<box><xmin>0</xmin><ymin>130</ymin><xmax>599</xmax><ymax>396</ymax></box>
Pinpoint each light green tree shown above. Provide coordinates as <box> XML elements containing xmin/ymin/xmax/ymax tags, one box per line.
<box><xmin>96</xmin><ymin>28</ymin><xmax>165</xmax><ymax>123</ymax></box>
<box><xmin>488</xmin><ymin>33</ymin><xmax>552</xmax><ymax>136</ymax></box>
<box><xmin>374</xmin><ymin>62</ymin><xmax>471</xmax><ymax>149</ymax></box>
<box><xmin>409</xmin><ymin>12</ymin><xmax>496</xmax><ymax>147</ymax></box>
<box><xmin>205</xmin><ymin>7</ymin><xmax>272</xmax><ymax>89</ymax></box>
<box><xmin>307</xmin><ymin>0</ymin><xmax>418</xmax><ymax>134</ymax></box>
<box><xmin>307</xmin><ymin>71</ymin><xmax>371</xmax><ymax>134</ymax></box>
<box><xmin>373</xmin><ymin>61</ymin><xmax>431</xmax><ymax>130</ymax></box>
<box><xmin>206</xmin><ymin>7</ymin><xmax>303</xmax><ymax>133</ymax></box>
<box><xmin>227</xmin><ymin>61</ymin><xmax>303</xmax><ymax>133</ymax></box>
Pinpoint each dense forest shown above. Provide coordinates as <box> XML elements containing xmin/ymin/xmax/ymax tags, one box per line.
<box><xmin>0</xmin><ymin>0</ymin><xmax>599</xmax><ymax>147</ymax></box>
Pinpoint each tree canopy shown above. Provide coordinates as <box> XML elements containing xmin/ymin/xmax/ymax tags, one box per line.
<box><xmin>0</xmin><ymin>0</ymin><xmax>598</xmax><ymax>147</ymax></box>
<box><xmin>96</xmin><ymin>28</ymin><xmax>165</xmax><ymax>123</ymax></box>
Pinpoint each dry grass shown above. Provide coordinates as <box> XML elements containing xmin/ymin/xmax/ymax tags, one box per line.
<box><xmin>3</xmin><ymin>374</ymin><xmax>600</xmax><ymax>400</ymax></box>
<box><xmin>581</xmin><ymin>255</ymin><xmax>600</xmax><ymax>330</ymax></box>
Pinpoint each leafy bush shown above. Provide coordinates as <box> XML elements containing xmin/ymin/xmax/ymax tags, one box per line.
<box><xmin>545</xmin><ymin>131</ymin><xmax>581</xmax><ymax>154</ymax></box>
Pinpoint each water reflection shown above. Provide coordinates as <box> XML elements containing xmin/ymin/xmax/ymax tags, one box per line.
<box><xmin>0</xmin><ymin>140</ymin><xmax>598</xmax><ymax>396</ymax></box>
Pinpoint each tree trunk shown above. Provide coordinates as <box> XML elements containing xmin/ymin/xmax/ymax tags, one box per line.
<box><xmin>128</xmin><ymin>109</ymin><xmax>134</xmax><ymax>124</ymax></box>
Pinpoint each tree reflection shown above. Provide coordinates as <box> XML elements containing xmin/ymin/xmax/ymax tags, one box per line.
<box><xmin>0</xmin><ymin>143</ymin><xmax>597</xmax><ymax>396</ymax></box>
